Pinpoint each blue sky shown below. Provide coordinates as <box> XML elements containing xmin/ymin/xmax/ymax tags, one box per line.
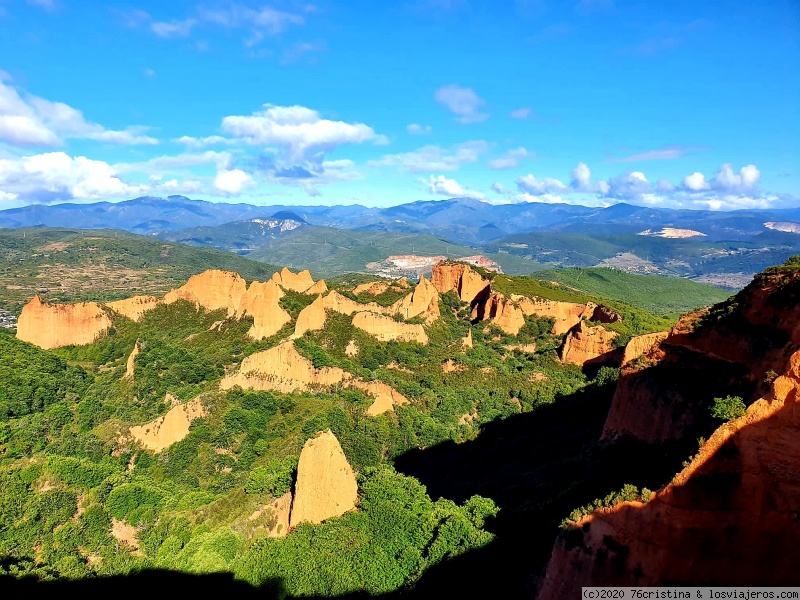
<box><xmin>0</xmin><ymin>0</ymin><xmax>798</xmax><ymax>210</ymax></box>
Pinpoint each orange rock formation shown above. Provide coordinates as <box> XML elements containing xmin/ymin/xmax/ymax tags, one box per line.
<box><xmin>537</xmin><ymin>350</ymin><xmax>800</xmax><ymax>595</ymax></box>
<box><xmin>389</xmin><ymin>275</ymin><xmax>440</xmax><ymax>323</ymax></box>
<box><xmin>237</xmin><ymin>279</ymin><xmax>291</xmax><ymax>339</ymax></box>
<box><xmin>621</xmin><ymin>331</ymin><xmax>669</xmax><ymax>365</ymax></box>
<box><xmin>271</xmin><ymin>267</ymin><xmax>316</xmax><ymax>293</ymax></box>
<box><xmin>129</xmin><ymin>396</ymin><xmax>206</xmax><ymax>452</ymax></box>
<box><xmin>105</xmin><ymin>295</ymin><xmax>160</xmax><ymax>322</ymax></box>
<box><xmin>352</xmin><ymin>312</ymin><xmax>429</xmax><ymax>344</ymax></box>
<box><xmin>293</xmin><ymin>294</ymin><xmax>327</xmax><ymax>338</ymax></box>
<box><xmin>221</xmin><ymin>342</ymin><xmax>408</xmax><ymax>415</ymax></box>
<box><xmin>289</xmin><ymin>430</ymin><xmax>358</xmax><ymax>527</ymax></box>
<box><xmin>124</xmin><ymin>341</ymin><xmax>141</xmax><ymax>380</ymax></box>
<box><xmin>559</xmin><ymin>321</ymin><xmax>618</xmax><ymax>366</ymax></box>
<box><xmin>475</xmin><ymin>292</ymin><xmax>526</xmax><ymax>335</ymax></box>
<box><xmin>304</xmin><ymin>279</ymin><xmax>328</xmax><ymax>295</ymax></box>
<box><xmin>431</xmin><ymin>262</ymin><xmax>491</xmax><ymax>304</ymax></box>
<box><xmin>17</xmin><ymin>295</ymin><xmax>113</xmax><ymax>350</ymax></box>
<box><xmin>164</xmin><ymin>269</ymin><xmax>247</xmax><ymax>315</ymax></box>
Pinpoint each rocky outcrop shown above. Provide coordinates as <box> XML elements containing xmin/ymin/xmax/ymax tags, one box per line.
<box><xmin>353</xmin><ymin>281</ymin><xmax>393</xmax><ymax>296</ymax></box>
<box><xmin>221</xmin><ymin>342</ymin><xmax>347</xmax><ymax>393</ymax></box>
<box><xmin>503</xmin><ymin>343</ymin><xmax>537</xmax><ymax>353</ymax></box>
<box><xmin>272</xmin><ymin>267</ymin><xmax>316</xmax><ymax>293</ymax></box>
<box><xmin>304</xmin><ymin>279</ymin><xmax>328</xmax><ymax>295</ymax></box>
<box><xmin>352</xmin><ymin>312</ymin><xmax>429</xmax><ymax>344</ymax></box>
<box><xmin>538</xmin><ymin>350</ymin><xmax>800</xmax><ymax>595</ymax></box>
<box><xmin>17</xmin><ymin>295</ymin><xmax>112</xmax><ymax>349</ymax></box>
<box><xmin>322</xmin><ymin>291</ymin><xmax>388</xmax><ymax>316</ymax></box>
<box><xmin>249</xmin><ymin>491</ymin><xmax>292</xmax><ymax>538</ymax></box>
<box><xmin>390</xmin><ymin>275</ymin><xmax>440</xmax><ymax>323</ymax></box>
<box><xmin>105</xmin><ymin>295</ymin><xmax>159</xmax><ymax>322</ymax></box>
<box><xmin>621</xmin><ymin>331</ymin><xmax>669</xmax><ymax>366</ymax></box>
<box><xmin>354</xmin><ymin>380</ymin><xmax>409</xmax><ymax>416</ymax></box>
<box><xmin>559</xmin><ymin>321</ymin><xmax>618</xmax><ymax>366</ymax></box>
<box><xmin>442</xmin><ymin>359</ymin><xmax>467</xmax><ymax>374</ymax></box>
<box><xmin>293</xmin><ymin>295</ymin><xmax>327</xmax><ymax>338</ymax></box>
<box><xmin>129</xmin><ymin>396</ymin><xmax>206</xmax><ymax>452</ymax></box>
<box><xmin>345</xmin><ymin>340</ymin><xmax>359</xmax><ymax>357</ymax></box>
<box><xmin>289</xmin><ymin>430</ymin><xmax>358</xmax><ymax>527</ymax></box>
<box><xmin>604</xmin><ymin>269</ymin><xmax>800</xmax><ymax>444</ymax></box>
<box><xmin>513</xmin><ymin>296</ymin><xmax>596</xmax><ymax>336</ymax></box>
<box><xmin>431</xmin><ymin>262</ymin><xmax>491</xmax><ymax>304</ymax></box>
<box><xmin>221</xmin><ymin>342</ymin><xmax>408</xmax><ymax>415</ymax></box>
<box><xmin>124</xmin><ymin>341</ymin><xmax>141</xmax><ymax>380</ymax></box>
<box><xmin>237</xmin><ymin>280</ymin><xmax>291</xmax><ymax>340</ymax></box>
<box><xmin>461</xmin><ymin>329</ymin><xmax>473</xmax><ymax>350</ymax></box>
<box><xmin>476</xmin><ymin>292</ymin><xmax>526</xmax><ymax>335</ymax></box>
<box><xmin>164</xmin><ymin>269</ymin><xmax>247</xmax><ymax>316</ymax></box>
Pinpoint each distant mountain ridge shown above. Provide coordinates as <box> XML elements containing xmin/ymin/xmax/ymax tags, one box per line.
<box><xmin>4</xmin><ymin>195</ymin><xmax>800</xmax><ymax>243</ymax></box>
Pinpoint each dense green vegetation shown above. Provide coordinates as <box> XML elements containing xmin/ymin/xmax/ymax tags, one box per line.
<box><xmin>1</xmin><ymin>257</ymin><xmax>770</xmax><ymax>596</ymax></box>
<box><xmin>529</xmin><ymin>267</ymin><xmax>732</xmax><ymax>317</ymax></box>
<box><xmin>0</xmin><ymin>228</ymin><xmax>279</xmax><ymax>314</ymax></box>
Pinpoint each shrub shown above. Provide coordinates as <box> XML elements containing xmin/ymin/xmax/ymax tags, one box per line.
<box><xmin>710</xmin><ymin>395</ymin><xmax>746</xmax><ymax>421</ymax></box>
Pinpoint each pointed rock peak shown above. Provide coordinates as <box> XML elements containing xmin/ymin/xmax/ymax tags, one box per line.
<box><xmin>272</xmin><ymin>267</ymin><xmax>317</xmax><ymax>293</ymax></box>
<box><xmin>289</xmin><ymin>429</ymin><xmax>358</xmax><ymax>527</ymax></box>
<box><xmin>305</xmin><ymin>279</ymin><xmax>328</xmax><ymax>295</ymax></box>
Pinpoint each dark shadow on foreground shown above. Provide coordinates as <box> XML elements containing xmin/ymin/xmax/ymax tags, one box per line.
<box><xmin>1</xmin><ymin>381</ymin><xmax>693</xmax><ymax>600</ymax></box>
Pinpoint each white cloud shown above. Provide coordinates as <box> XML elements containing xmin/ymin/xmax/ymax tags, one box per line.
<box><xmin>0</xmin><ymin>190</ymin><xmax>19</xmax><ymax>202</ymax></box>
<box><xmin>682</xmin><ymin>171</ymin><xmax>711</xmax><ymax>191</ymax></box>
<box><xmin>714</xmin><ymin>163</ymin><xmax>760</xmax><ymax>192</ymax></box>
<box><xmin>407</xmin><ymin>123</ymin><xmax>432</xmax><ymax>135</ymax></box>
<box><xmin>214</xmin><ymin>168</ymin><xmax>255</xmax><ymax>195</ymax></box>
<box><xmin>144</xmin><ymin>68</ymin><xmax>156</xmax><ymax>78</ymax></box>
<box><xmin>0</xmin><ymin>152</ymin><xmax>145</xmax><ymax>202</ymax></box>
<box><xmin>151</xmin><ymin>18</ymin><xmax>196</xmax><ymax>38</ymax></box>
<box><xmin>0</xmin><ymin>79</ymin><xmax>157</xmax><ymax>147</ymax></box>
<box><xmin>434</xmin><ymin>84</ymin><xmax>489</xmax><ymax>124</ymax></box>
<box><xmin>368</xmin><ymin>140</ymin><xmax>488</xmax><ymax>173</ymax></box>
<box><xmin>488</xmin><ymin>146</ymin><xmax>529</xmax><ymax>169</ymax></box>
<box><xmin>222</xmin><ymin>104</ymin><xmax>385</xmax><ymax>160</ymax></box>
<box><xmin>174</xmin><ymin>135</ymin><xmax>236</xmax><ymax>148</ymax></box>
<box><xmin>114</xmin><ymin>150</ymin><xmax>233</xmax><ymax>174</ymax></box>
<box><xmin>510</xmin><ymin>107</ymin><xmax>532</xmax><ymax>120</ymax></box>
<box><xmin>491</xmin><ymin>182</ymin><xmax>508</xmax><ymax>194</ymax></box>
<box><xmin>517</xmin><ymin>173</ymin><xmax>567</xmax><ymax>194</ymax></box>
<box><xmin>420</xmin><ymin>174</ymin><xmax>484</xmax><ymax>199</ymax></box>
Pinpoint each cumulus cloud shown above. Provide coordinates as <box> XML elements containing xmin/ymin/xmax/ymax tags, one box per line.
<box><xmin>714</xmin><ymin>163</ymin><xmax>760</xmax><ymax>192</ymax></box>
<box><xmin>510</xmin><ymin>107</ymin><xmax>532</xmax><ymax>120</ymax></box>
<box><xmin>434</xmin><ymin>84</ymin><xmax>489</xmax><ymax>123</ymax></box>
<box><xmin>488</xmin><ymin>146</ymin><xmax>529</xmax><ymax>170</ymax></box>
<box><xmin>682</xmin><ymin>171</ymin><xmax>710</xmax><ymax>191</ymax></box>
<box><xmin>368</xmin><ymin>140</ymin><xmax>488</xmax><ymax>173</ymax></box>
<box><xmin>420</xmin><ymin>174</ymin><xmax>484</xmax><ymax>200</ymax></box>
<box><xmin>221</xmin><ymin>104</ymin><xmax>385</xmax><ymax>160</ymax></box>
<box><xmin>569</xmin><ymin>161</ymin><xmax>609</xmax><ymax>193</ymax></box>
<box><xmin>114</xmin><ymin>151</ymin><xmax>233</xmax><ymax>175</ymax></box>
<box><xmin>151</xmin><ymin>18</ymin><xmax>197</xmax><ymax>38</ymax></box>
<box><xmin>214</xmin><ymin>168</ymin><xmax>255</xmax><ymax>195</ymax></box>
<box><xmin>407</xmin><ymin>123</ymin><xmax>432</xmax><ymax>135</ymax></box>
<box><xmin>517</xmin><ymin>173</ymin><xmax>567</xmax><ymax>194</ymax></box>
<box><xmin>0</xmin><ymin>152</ymin><xmax>145</xmax><ymax>203</ymax></box>
<box><xmin>0</xmin><ymin>79</ymin><xmax>157</xmax><ymax>147</ymax></box>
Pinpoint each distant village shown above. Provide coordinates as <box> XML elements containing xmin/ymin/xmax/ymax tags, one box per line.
<box><xmin>0</xmin><ymin>310</ymin><xmax>17</xmax><ymax>329</ymax></box>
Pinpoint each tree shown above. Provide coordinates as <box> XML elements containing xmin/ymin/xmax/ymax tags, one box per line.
<box><xmin>710</xmin><ymin>395</ymin><xmax>746</xmax><ymax>421</ymax></box>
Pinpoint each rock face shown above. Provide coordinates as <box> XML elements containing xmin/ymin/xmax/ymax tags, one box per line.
<box><xmin>221</xmin><ymin>342</ymin><xmax>347</xmax><ymax>393</ymax></box>
<box><xmin>17</xmin><ymin>296</ymin><xmax>113</xmax><ymax>349</ymax></box>
<box><xmin>164</xmin><ymin>269</ymin><xmax>247</xmax><ymax>315</ymax></box>
<box><xmin>124</xmin><ymin>341</ymin><xmax>141</xmax><ymax>380</ymax></box>
<box><xmin>129</xmin><ymin>397</ymin><xmax>206</xmax><ymax>452</ymax></box>
<box><xmin>559</xmin><ymin>321</ymin><xmax>618</xmax><ymax>366</ymax></box>
<box><xmin>354</xmin><ymin>380</ymin><xmax>409</xmax><ymax>416</ymax></box>
<box><xmin>461</xmin><ymin>329</ymin><xmax>474</xmax><ymax>350</ymax></box>
<box><xmin>621</xmin><ymin>331</ymin><xmax>669</xmax><ymax>366</ymax></box>
<box><xmin>604</xmin><ymin>269</ymin><xmax>800</xmax><ymax>444</ymax></box>
<box><xmin>289</xmin><ymin>430</ymin><xmax>358</xmax><ymax>527</ymax></box>
<box><xmin>352</xmin><ymin>312</ymin><xmax>429</xmax><ymax>344</ymax></box>
<box><xmin>105</xmin><ymin>296</ymin><xmax>160</xmax><ymax>322</ymax></box>
<box><xmin>304</xmin><ymin>279</ymin><xmax>328</xmax><ymax>295</ymax></box>
<box><xmin>537</xmin><ymin>350</ymin><xmax>800</xmax><ymax>595</ymax></box>
<box><xmin>514</xmin><ymin>296</ymin><xmax>596</xmax><ymax>336</ymax></box>
<box><xmin>476</xmin><ymin>292</ymin><xmax>526</xmax><ymax>335</ymax></box>
<box><xmin>272</xmin><ymin>267</ymin><xmax>315</xmax><ymax>293</ymax></box>
<box><xmin>221</xmin><ymin>341</ymin><xmax>408</xmax><ymax>415</ymax></box>
<box><xmin>390</xmin><ymin>275</ymin><xmax>440</xmax><ymax>323</ymax></box>
<box><xmin>293</xmin><ymin>294</ymin><xmax>327</xmax><ymax>338</ymax></box>
<box><xmin>237</xmin><ymin>280</ymin><xmax>291</xmax><ymax>340</ymax></box>
<box><xmin>322</xmin><ymin>291</ymin><xmax>387</xmax><ymax>316</ymax></box>
<box><xmin>431</xmin><ymin>262</ymin><xmax>491</xmax><ymax>304</ymax></box>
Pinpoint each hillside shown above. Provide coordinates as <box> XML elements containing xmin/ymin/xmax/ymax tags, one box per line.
<box><xmin>0</xmin><ymin>228</ymin><xmax>280</xmax><ymax>314</ymax></box>
<box><xmin>1</xmin><ymin>259</ymin><xmax>797</xmax><ymax>596</ymax></box>
<box><xmin>246</xmin><ymin>226</ymin><xmax>480</xmax><ymax>277</ymax></box>
<box><xmin>155</xmin><ymin>217</ymin><xmax>307</xmax><ymax>253</ymax></box>
<box><xmin>528</xmin><ymin>267</ymin><xmax>732</xmax><ymax>316</ymax></box>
